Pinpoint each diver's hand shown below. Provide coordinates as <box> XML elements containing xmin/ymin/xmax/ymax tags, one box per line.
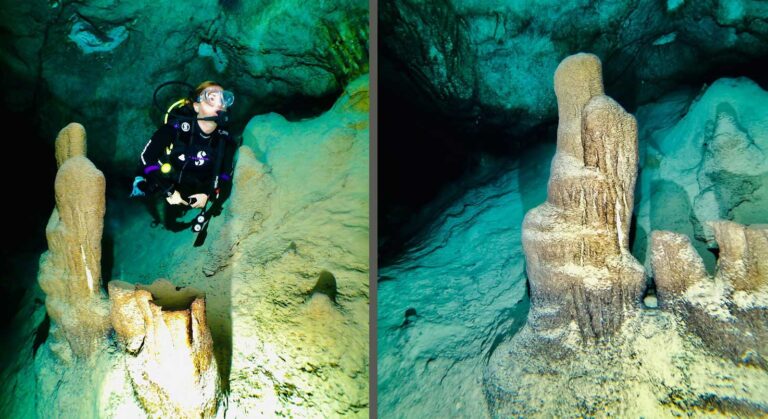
<box><xmin>188</xmin><ymin>193</ymin><xmax>208</xmax><ymax>209</ymax></box>
<box><xmin>166</xmin><ymin>190</ymin><xmax>188</xmax><ymax>206</ymax></box>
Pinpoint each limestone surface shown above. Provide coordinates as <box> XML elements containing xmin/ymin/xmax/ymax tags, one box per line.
<box><xmin>652</xmin><ymin>221</ymin><xmax>768</xmax><ymax>369</ymax></box>
<box><xmin>0</xmin><ymin>0</ymin><xmax>368</xmax><ymax>172</ymax></box>
<box><xmin>522</xmin><ymin>53</ymin><xmax>644</xmax><ymax>347</ymax></box>
<box><xmin>37</xmin><ymin>122</ymin><xmax>110</xmax><ymax>360</ymax></box>
<box><xmin>108</xmin><ymin>279</ymin><xmax>220</xmax><ymax>418</ymax></box>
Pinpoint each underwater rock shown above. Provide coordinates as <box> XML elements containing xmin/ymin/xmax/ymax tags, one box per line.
<box><xmin>484</xmin><ymin>54</ymin><xmax>768</xmax><ymax>419</ymax></box>
<box><xmin>522</xmin><ymin>53</ymin><xmax>644</xmax><ymax>346</ymax></box>
<box><xmin>203</xmin><ymin>145</ymin><xmax>275</xmax><ymax>276</ymax></box>
<box><xmin>634</xmin><ymin>77</ymin><xmax>768</xmax><ymax>272</ymax></box>
<box><xmin>108</xmin><ymin>279</ymin><xmax>220</xmax><ymax>418</ymax></box>
<box><xmin>37</xmin><ymin>123</ymin><xmax>110</xmax><ymax>360</ymax></box>
<box><xmin>484</xmin><ymin>54</ymin><xmax>768</xmax><ymax>418</ymax></box>
<box><xmin>218</xmin><ymin>75</ymin><xmax>369</xmax><ymax>417</ymax></box>
<box><xmin>382</xmin><ymin>0</ymin><xmax>768</xmax><ymax>135</ymax></box>
<box><xmin>652</xmin><ymin>221</ymin><xmax>768</xmax><ymax>369</ymax></box>
<box><xmin>377</xmin><ymin>146</ymin><xmax>544</xmax><ymax>417</ymax></box>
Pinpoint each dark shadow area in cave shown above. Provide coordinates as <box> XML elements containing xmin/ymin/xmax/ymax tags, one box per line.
<box><xmin>271</xmin><ymin>89</ymin><xmax>342</xmax><ymax>122</ymax></box>
<box><xmin>0</xmin><ymin>106</ymin><xmax>56</xmax><ymax>332</ymax></box>
<box><xmin>603</xmin><ymin>53</ymin><xmax>768</xmax><ymax>118</ymax></box>
<box><xmin>101</xmin><ymin>235</ymin><xmax>114</xmax><ymax>293</ymax></box>
<box><xmin>378</xmin><ymin>53</ymin><xmax>540</xmax><ymax>265</ymax></box>
<box><xmin>32</xmin><ymin>313</ymin><xmax>50</xmax><ymax>357</ymax></box>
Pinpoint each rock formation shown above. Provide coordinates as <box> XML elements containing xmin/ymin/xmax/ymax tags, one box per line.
<box><xmin>484</xmin><ymin>54</ymin><xmax>768</xmax><ymax>418</ymax></box>
<box><xmin>652</xmin><ymin>221</ymin><xmax>768</xmax><ymax>369</ymax></box>
<box><xmin>98</xmin><ymin>75</ymin><xmax>371</xmax><ymax>417</ymax></box>
<box><xmin>37</xmin><ymin>122</ymin><xmax>110</xmax><ymax>360</ymax></box>
<box><xmin>31</xmin><ymin>122</ymin><xmax>222</xmax><ymax>418</ymax></box>
<box><xmin>109</xmin><ymin>279</ymin><xmax>220</xmax><ymax>418</ymax></box>
<box><xmin>633</xmin><ymin>77</ymin><xmax>768</xmax><ymax>272</ymax></box>
<box><xmin>522</xmin><ymin>53</ymin><xmax>645</xmax><ymax>346</ymax></box>
<box><xmin>213</xmin><ymin>75</ymin><xmax>370</xmax><ymax>417</ymax></box>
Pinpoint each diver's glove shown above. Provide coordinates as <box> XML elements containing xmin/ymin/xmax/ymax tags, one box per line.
<box><xmin>166</xmin><ymin>190</ymin><xmax>188</xmax><ymax>206</ymax></box>
<box><xmin>130</xmin><ymin>176</ymin><xmax>147</xmax><ymax>197</ymax></box>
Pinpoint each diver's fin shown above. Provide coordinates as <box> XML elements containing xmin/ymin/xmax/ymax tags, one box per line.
<box><xmin>193</xmin><ymin>228</ymin><xmax>208</xmax><ymax>247</ymax></box>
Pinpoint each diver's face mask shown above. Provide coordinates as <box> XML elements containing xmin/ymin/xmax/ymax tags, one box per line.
<box><xmin>198</xmin><ymin>88</ymin><xmax>235</xmax><ymax>109</ymax></box>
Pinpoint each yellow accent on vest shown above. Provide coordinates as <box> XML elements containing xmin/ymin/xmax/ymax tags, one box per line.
<box><xmin>164</xmin><ymin>98</ymin><xmax>189</xmax><ymax>125</ymax></box>
<box><xmin>161</xmin><ymin>163</ymin><xmax>172</xmax><ymax>174</ymax></box>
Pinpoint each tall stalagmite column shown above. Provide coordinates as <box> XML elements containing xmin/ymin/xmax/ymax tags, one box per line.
<box><xmin>37</xmin><ymin>122</ymin><xmax>110</xmax><ymax>360</ymax></box>
<box><xmin>522</xmin><ymin>53</ymin><xmax>645</xmax><ymax>345</ymax></box>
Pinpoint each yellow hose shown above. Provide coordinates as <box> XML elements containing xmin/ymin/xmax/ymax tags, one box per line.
<box><xmin>163</xmin><ymin>98</ymin><xmax>189</xmax><ymax>124</ymax></box>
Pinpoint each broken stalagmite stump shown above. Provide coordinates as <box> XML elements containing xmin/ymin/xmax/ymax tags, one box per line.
<box><xmin>652</xmin><ymin>221</ymin><xmax>768</xmax><ymax>369</ymax></box>
<box><xmin>108</xmin><ymin>279</ymin><xmax>220</xmax><ymax>418</ymax></box>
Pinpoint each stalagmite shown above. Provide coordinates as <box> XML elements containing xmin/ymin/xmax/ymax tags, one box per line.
<box><xmin>37</xmin><ymin>122</ymin><xmax>110</xmax><ymax>360</ymax></box>
<box><xmin>484</xmin><ymin>54</ymin><xmax>768</xmax><ymax>417</ymax></box>
<box><xmin>522</xmin><ymin>53</ymin><xmax>645</xmax><ymax>345</ymax></box>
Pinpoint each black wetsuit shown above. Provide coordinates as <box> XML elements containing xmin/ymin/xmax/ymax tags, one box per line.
<box><xmin>138</xmin><ymin>119</ymin><xmax>236</xmax><ymax>201</ymax></box>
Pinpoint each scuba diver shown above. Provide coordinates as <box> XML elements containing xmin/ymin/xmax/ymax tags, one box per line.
<box><xmin>131</xmin><ymin>80</ymin><xmax>238</xmax><ymax>238</ymax></box>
